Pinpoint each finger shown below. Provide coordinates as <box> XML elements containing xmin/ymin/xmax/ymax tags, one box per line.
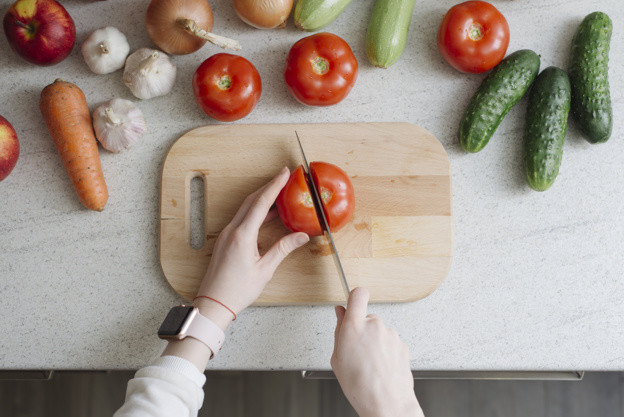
<box><xmin>260</xmin><ymin>232</ymin><xmax>309</xmax><ymax>274</ymax></box>
<box><xmin>263</xmin><ymin>207</ymin><xmax>278</xmax><ymax>225</ymax></box>
<box><xmin>366</xmin><ymin>314</ymin><xmax>380</xmax><ymax>320</ymax></box>
<box><xmin>240</xmin><ymin>167</ymin><xmax>290</xmax><ymax>233</ymax></box>
<box><xmin>228</xmin><ymin>186</ymin><xmax>265</xmax><ymax>228</ymax></box>
<box><xmin>334</xmin><ymin>305</ymin><xmax>346</xmax><ymax>340</ymax></box>
<box><xmin>344</xmin><ymin>287</ymin><xmax>370</xmax><ymax>323</ymax></box>
<box><xmin>228</xmin><ymin>167</ymin><xmax>288</xmax><ymax>229</ymax></box>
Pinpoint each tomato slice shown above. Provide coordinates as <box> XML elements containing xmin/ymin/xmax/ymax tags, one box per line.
<box><xmin>276</xmin><ymin>163</ymin><xmax>355</xmax><ymax>237</ymax></box>
<box><xmin>310</xmin><ymin>162</ymin><xmax>355</xmax><ymax>232</ymax></box>
<box><xmin>275</xmin><ymin>166</ymin><xmax>322</xmax><ymax>236</ymax></box>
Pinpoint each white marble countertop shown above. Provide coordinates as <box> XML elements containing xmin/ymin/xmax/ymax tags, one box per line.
<box><xmin>1</xmin><ymin>0</ymin><xmax>622</xmax><ymax>371</ymax></box>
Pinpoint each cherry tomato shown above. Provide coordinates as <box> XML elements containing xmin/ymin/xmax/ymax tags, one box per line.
<box><xmin>276</xmin><ymin>162</ymin><xmax>355</xmax><ymax>236</ymax></box>
<box><xmin>192</xmin><ymin>53</ymin><xmax>262</xmax><ymax>122</ymax></box>
<box><xmin>437</xmin><ymin>1</ymin><xmax>510</xmax><ymax>73</ymax></box>
<box><xmin>284</xmin><ymin>33</ymin><xmax>358</xmax><ymax>106</ymax></box>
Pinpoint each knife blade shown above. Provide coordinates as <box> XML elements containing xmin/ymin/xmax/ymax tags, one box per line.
<box><xmin>295</xmin><ymin>131</ymin><xmax>351</xmax><ymax>300</ymax></box>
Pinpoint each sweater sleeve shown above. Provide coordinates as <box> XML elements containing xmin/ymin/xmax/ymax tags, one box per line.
<box><xmin>114</xmin><ymin>356</ymin><xmax>207</xmax><ymax>417</ymax></box>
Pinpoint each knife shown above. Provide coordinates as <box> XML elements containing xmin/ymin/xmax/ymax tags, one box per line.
<box><xmin>295</xmin><ymin>131</ymin><xmax>351</xmax><ymax>300</ymax></box>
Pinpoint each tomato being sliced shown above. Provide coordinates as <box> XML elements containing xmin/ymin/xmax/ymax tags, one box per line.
<box><xmin>437</xmin><ymin>1</ymin><xmax>510</xmax><ymax>73</ymax></box>
<box><xmin>276</xmin><ymin>162</ymin><xmax>355</xmax><ymax>237</ymax></box>
<box><xmin>275</xmin><ymin>166</ymin><xmax>322</xmax><ymax>236</ymax></box>
<box><xmin>192</xmin><ymin>53</ymin><xmax>262</xmax><ymax>122</ymax></box>
<box><xmin>310</xmin><ymin>162</ymin><xmax>355</xmax><ymax>233</ymax></box>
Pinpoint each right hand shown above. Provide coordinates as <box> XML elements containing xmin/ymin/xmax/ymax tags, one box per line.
<box><xmin>331</xmin><ymin>288</ymin><xmax>424</xmax><ymax>417</ymax></box>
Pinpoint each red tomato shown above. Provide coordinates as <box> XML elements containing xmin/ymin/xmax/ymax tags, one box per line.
<box><xmin>276</xmin><ymin>163</ymin><xmax>355</xmax><ymax>236</ymax></box>
<box><xmin>310</xmin><ymin>162</ymin><xmax>355</xmax><ymax>233</ymax></box>
<box><xmin>276</xmin><ymin>166</ymin><xmax>322</xmax><ymax>236</ymax></box>
<box><xmin>192</xmin><ymin>53</ymin><xmax>262</xmax><ymax>122</ymax></box>
<box><xmin>284</xmin><ymin>33</ymin><xmax>358</xmax><ymax>106</ymax></box>
<box><xmin>437</xmin><ymin>1</ymin><xmax>510</xmax><ymax>73</ymax></box>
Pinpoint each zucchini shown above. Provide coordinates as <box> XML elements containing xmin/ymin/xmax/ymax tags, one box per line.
<box><xmin>366</xmin><ymin>0</ymin><xmax>417</xmax><ymax>68</ymax></box>
<box><xmin>459</xmin><ymin>50</ymin><xmax>540</xmax><ymax>153</ymax></box>
<box><xmin>523</xmin><ymin>67</ymin><xmax>571</xmax><ymax>191</ymax></box>
<box><xmin>569</xmin><ymin>11</ymin><xmax>613</xmax><ymax>144</ymax></box>
<box><xmin>294</xmin><ymin>0</ymin><xmax>353</xmax><ymax>32</ymax></box>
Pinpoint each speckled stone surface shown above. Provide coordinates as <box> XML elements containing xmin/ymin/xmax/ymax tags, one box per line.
<box><xmin>0</xmin><ymin>0</ymin><xmax>622</xmax><ymax>371</ymax></box>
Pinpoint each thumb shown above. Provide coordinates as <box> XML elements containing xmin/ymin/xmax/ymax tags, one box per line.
<box><xmin>343</xmin><ymin>287</ymin><xmax>370</xmax><ymax>323</ymax></box>
<box><xmin>334</xmin><ymin>305</ymin><xmax>346</xmax><ymax>340</ymax></box>
<box><xmin>261</xmin><ymin>232</ymin><xmax>309</xmax><ymax>274</ymax></box>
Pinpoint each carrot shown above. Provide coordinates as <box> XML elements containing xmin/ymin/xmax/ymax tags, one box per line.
<box><xmin>40</xmin><ymin>79</ymin><xmax>108</xmax><ymax>211</ymax></box>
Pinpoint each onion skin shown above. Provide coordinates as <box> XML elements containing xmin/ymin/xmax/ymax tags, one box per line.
<box><xmin>234</xmin><ymin>0</ymin><xmax>294</xmax><ymax>29</ymax></box>
<box><xmin>145</xmin><ymin>0</ymin><xmax>214</xmax><ymax>55</ymax></box>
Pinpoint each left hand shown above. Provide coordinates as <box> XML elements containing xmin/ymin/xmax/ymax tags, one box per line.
<box><xmin>194</xmin><ymin>167</ymin><xmax>309</xmax><ymax>326</ymax></box>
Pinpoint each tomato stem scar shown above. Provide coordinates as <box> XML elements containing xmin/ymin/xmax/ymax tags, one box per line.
<box><xmin>312</xmin><ymin>57</ymin><xmax>330</xmax><ymax>75</ymax></box>
<box><xmin>468</xmin><ymin>22</ymin><xmax>484</xmax><ymax>41</ymax></box>
<box><xmin>217</xmin><ymin>75</ymin><xmax>232</xmax><ymax>90</ymax></box>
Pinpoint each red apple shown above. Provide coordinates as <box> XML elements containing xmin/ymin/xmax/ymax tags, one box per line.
<box><xmin>3</xmin><ymin>0</ymin><xmax>76</xmax><ymax>66</ymax></box>
<box><xmin>0</xmin><ymin>116</ymin><xmax>19</xmax><ymax>182</ymax></box>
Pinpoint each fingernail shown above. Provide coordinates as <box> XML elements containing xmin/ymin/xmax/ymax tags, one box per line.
<box><xmin>295</xmin><ymin>233</ymin><xmax>309</xmax><ymax>246</ymax></box>
<box><xmin>281</xmin><ymin>166</ymin><xmax>289</xmax><ymax>175</ymax></box>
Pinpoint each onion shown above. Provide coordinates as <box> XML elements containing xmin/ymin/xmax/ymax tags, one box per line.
<box><xmin>145</xmin><ymin>0</ymin><xmax>241</xmax><ymax>55</ymax></box>
<box><xmin>234</xmin><ymin>0</ymin><xmax>294</xmax><ymax>29</ymax></box>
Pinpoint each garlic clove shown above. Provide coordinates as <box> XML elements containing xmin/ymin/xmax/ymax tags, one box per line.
<box><xmin>82</xmin><ymin>27</ymin><xmax>130</xmax><ymax>75</ymax></box>
<box><xmin>93</xmin><ymin>99</ymin><xmax>147</xmax><ymax>153</ymax></box>
<box><xmin>123</xmin><ymin>48</ymin><xmax>177</xmax><ymax>100</ymax></box>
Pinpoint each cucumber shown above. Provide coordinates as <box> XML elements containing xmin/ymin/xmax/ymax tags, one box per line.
<box><xmin>523</xmin><ymin>67</ymin><xmax>571</xmax><ymax>191</ymax></box>
<box><xmin>569</xmin><ymin>11</ymin><xmax>613</xmax><ymax>144</ymax></box>
<box><xmin>294</xmin><ymin>0</ymin><xmax>353</xmax><ymax>32</ymax></box>
<box><xmin>459</xmin><ymin>50</ymin><xmax>540</xmax><ymax>153</ymax></box>
<box><xmin>366</xmin><ymin>0</ymin><xmax>417</xmax><ymax>68</ymax></box>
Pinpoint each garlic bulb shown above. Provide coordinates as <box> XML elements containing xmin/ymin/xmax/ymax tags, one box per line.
<box><xmin>93</xmin><ymin>99</ymin><xmax>147</xmax><ymax>153</ymax></box>
<box><xmin>82</xmin><ymin>27</ymin><xmax>130</xmax><ymax>74</ymax></box>
<box><xmin>123</xmin><ymin>48</ymin><xmax>176</xmax><ymax>100</ymax></box>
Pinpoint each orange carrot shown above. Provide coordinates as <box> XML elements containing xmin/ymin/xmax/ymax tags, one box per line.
<box><xmin>40</xmin><ymin>79</ymin><xmax>108</xmax><ymax>211</ymax></box>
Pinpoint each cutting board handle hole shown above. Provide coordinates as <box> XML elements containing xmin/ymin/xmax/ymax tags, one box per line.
<box><xmin>189</xmin><ymin>175</ymin><xmax>205</xmax><ymax>250</ymax></box>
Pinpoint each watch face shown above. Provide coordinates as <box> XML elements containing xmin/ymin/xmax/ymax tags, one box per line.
<box><xmin>158</xmin><ymin>306</ymin><xmax>194</xmax><ymax>336</ymax></box>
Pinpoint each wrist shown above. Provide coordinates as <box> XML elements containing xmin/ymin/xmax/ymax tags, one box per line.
<box><xmin>193</xmin><ymin>298</ymin><xmax>234</xmax><ymax>331</ymax></box>
<box><xmin>385</xmin><ymin>396</ymin><xmax>423</xmax><ymax>417</ymax></box>
<box><xmin>360</xmin><ymin>394</ymin><xmax>422</xmax><ymax>417</ymax></box>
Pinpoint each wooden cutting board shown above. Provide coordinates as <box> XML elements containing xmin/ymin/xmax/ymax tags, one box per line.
<box><xmin>160</xmin><ymin>123</ymin><xmax>452</xmax><ymax>304</ymax></box>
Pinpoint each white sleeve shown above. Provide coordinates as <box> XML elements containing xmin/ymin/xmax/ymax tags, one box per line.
<box><xmin>114</xmin><ymin>356</ymin><xmax>207</xmax><ymax>417</ymax></box>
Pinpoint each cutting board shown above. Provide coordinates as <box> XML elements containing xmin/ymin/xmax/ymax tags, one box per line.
<box><xmin>160</xmin><ymin>123</ymin><xmax>452</xmax><ymax>304</ymax></box>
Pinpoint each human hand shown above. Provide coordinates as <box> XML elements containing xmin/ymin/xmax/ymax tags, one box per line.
<box><xmin>194</xmin><ymin>167</ymin><xmax>309</xmax><ymax>328</ymax></box>
<box><xmin>331</xmin><ymin>288</ymin><xmax>424</xmax><ymax>417</ymax></box>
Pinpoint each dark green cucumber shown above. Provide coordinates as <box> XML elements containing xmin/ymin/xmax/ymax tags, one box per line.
<box><xmin>523</xmin><ymin>67</ymin><xmax>571</xmax><ymax>191</ymax></box>
<box><xmin>366</xmin><ymin>0</ymin><xmax>417</xmax><ymax>68</ymax></box>
<box><xmin>459</xmin><ymin>50</ymin><xmax>540</xmax><ymax>153</ymax></box>
<box><xmin>569</xmin><ymin>11</ymin><xmax>613</xmax><ymax>143</ymax></box>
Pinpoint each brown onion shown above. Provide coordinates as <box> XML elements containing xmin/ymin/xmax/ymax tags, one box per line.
<box><xmin>145</xmin><ymin>0</ymin><xmax>241</xmax><ymax>55</ymax></box>
<box><xmin>234</xmin><ymin>0</ymin><xmax>294</xmax><ymax>29</ymax></box>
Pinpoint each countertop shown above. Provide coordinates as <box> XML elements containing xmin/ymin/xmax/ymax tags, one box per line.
<box><xmin>1</xmin><ymin>0</ymin><xmax>622</xmax><ymax>371</ymax></box>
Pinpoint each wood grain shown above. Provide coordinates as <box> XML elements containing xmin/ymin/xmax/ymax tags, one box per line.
<box><xmin>159</xmin><ymin>123</ymin><xmax>453</xmax><ymax>304</ymax></box>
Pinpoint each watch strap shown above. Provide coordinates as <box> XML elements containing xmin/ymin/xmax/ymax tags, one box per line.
<box><xmin>187</xmin><ymin>309</ymin><xmax>225</xmax><ymax>358</ymax></box>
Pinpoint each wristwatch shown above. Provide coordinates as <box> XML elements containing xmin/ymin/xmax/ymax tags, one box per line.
<box><xmin>158</xmin><ymin>305</ymin><xmax>225</xmax><ymax>358</ymax></box>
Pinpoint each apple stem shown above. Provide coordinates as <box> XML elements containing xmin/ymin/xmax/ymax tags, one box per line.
<box><xmin>14</xmin><ymin>20</ymin><xmax>32</xmax><ymax>32</ymax></box>
<box><xmin>177</xmin><ymin>18</ymin><xmax>241</xmax><ymax>51</ymax></box>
